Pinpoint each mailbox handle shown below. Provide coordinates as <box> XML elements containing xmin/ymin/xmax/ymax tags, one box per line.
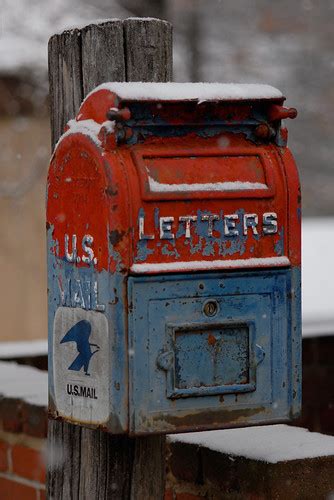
<box><xmin>156</xmin><ymin>350</ymin><xmax>174</xmax><ymax>371</ymax></box>
<box><xmin>106</xmin><ymin>107</ymin><xmax>131</xmax><ymax>122</ymax></box>
<box><xmin>255</xmin><ymin>344</ymin><xmax>265</xmax><ymax>366</ymax></box>
<box><xmin>268</xmin><ymin>104</ymin><xmax>297</xmax><ymax>122</ymax></box>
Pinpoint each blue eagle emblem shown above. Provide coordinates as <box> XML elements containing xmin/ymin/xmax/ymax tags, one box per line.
<box><xmin>60</xmin><ymin>320</ymin><xmax>100</xmax><ymax>376</ymax></box>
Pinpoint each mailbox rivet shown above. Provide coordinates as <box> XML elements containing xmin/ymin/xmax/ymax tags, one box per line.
<box><xmin>203</xmin><ymin>300</ymin><xmax>218</xmax><ymax>317</ymax></box>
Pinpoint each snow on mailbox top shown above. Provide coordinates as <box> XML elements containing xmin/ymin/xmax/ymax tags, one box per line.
<box><xmin>86</xmin><ymin>82</ymin><xmax>283</xmax><ymax>102</ymax></box>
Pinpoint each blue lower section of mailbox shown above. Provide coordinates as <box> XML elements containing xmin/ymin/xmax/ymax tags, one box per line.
<box><xmin>128</xmin><ymin>268</ymin><xmax>301</xmax><ymax>435</ymax></box>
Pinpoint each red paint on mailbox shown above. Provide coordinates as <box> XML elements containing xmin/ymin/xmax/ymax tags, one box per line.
<box><xmin>47</xmin><ymin>83</ymin><xmax>300</xmax><ymax>276</ymax></box>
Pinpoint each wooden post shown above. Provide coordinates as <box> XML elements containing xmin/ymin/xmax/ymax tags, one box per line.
<box><xmin>47</xmin><ymin>18</ymin><xmax>172</xmax><ymax>500</ymax></box>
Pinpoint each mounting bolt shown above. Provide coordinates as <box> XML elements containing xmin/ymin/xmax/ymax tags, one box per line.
<box><xmin>106</xmin><ymin>107</ymin><xmax>131</xmax><ymax>122</ymax></box>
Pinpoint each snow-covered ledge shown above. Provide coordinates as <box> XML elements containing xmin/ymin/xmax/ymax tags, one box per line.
<box><xmin>167</xmin><ymin>425</ymin><xmax>334</xmax><ymax>498</ymax></box>
<box><xmin>0</xmin><ymin>361</ymin><xmax>47</xmax><ymax>438</ymax></box>
<box><xmin>169</xmin><ymin>424</ymin><xmax>334</xmax><ymax>463</ymax></box>
<box><xmin>0</xmin><ymin>340</ymin><xmax>47</xmax><ymax>359</ymax></box>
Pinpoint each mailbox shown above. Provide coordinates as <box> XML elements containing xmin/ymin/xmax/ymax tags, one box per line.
<box><xmin>47</xmin><ymin>82</ymin><xmax>301</xmax><ymax>435</ymax></box>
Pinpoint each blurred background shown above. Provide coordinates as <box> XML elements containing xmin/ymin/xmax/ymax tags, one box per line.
<box><xmin>0</xmin><ymin>5</ymin><xmax>333</xmax><ymax>497</ymax></box>
<box><xmin>0</xmin><ymin>0</ymin><xmax>332</xmax><ymax>345</ymax></box>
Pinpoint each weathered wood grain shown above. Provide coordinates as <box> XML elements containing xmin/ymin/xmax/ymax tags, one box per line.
<box><xmin>81</xmin><ymin>20</ymin><xmax>125</xmax><ymax>95</ymax></box>
<box><xmin>130</xmin><ymin>435</ymin><xmax>166</xmax><ymax>500</ymax></box>
<box><xmin>77</xmin><ymin>429</ymin><xmax>135</xmax><ymax>499</ymax></box>
<box><xmin>48</xmin><ymin>18</ymin><xmax>172</xmax><ymax>500</ymax></box>
<box><xmin>124</xmin><ymin>18</ymin><xmax>173</xmax><ymax>81</ymax></box>
<box><xmin>48</xmin><ymin>29</ymin><xmax>83</xmax><ymax>150</ymax></box>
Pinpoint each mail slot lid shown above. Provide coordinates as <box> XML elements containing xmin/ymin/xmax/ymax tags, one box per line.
<box><xmin>128</xmin><ymin>269</ymin><xmax>297</xmax><ymax>435</ymax></box>
<box><xmin>174</xmin><ymin>324</ymin><xmax>251</xmax><ymax>390</ymax></box>
<box><xmin>164</xmin><ymin>321</ymin><xmax>259</xmax><ymax>399</ymax></box>
<box><xmin>132</xmin><ymin>147</ymin><xmax>275</xmax><ymax>201</ymax></box>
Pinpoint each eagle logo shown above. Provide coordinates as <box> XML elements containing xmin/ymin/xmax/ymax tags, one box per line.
<box><xmin>60</xmin><ymin>320</ymin><xmax>100</xmax><ymax>376</ymax></box>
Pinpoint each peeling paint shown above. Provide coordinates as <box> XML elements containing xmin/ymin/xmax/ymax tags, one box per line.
<box><xmin>47</xmin><ymin>86</ymin><xmax>301</xmax><ymax>434</ymax></box>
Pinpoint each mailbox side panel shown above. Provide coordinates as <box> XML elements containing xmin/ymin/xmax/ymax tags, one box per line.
<box><xmin>47</xmin><ymin>134</ymin><xmax>130</xmax><ymax>433</ymax></box>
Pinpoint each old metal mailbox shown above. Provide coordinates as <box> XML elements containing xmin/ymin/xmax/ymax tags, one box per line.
<box><xmin>47</xmin><ymin>82</ymin><xmax>301</xmax><ymax>435</ymax></box>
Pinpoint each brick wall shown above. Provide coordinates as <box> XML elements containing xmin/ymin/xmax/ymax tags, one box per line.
<box><xmin>165</xmin><ymin>431</ymin><xmax>334</xmax><ymax>500</ymax></box>
<box><xmin>165</xmin><ymin>451</ymin><xmax>334</xmax><ymax>500</ymax></box>
<box><xmin>294</xmin><ymin>336</ymin><xmax>334</xmax><ymax>435</ymax></box>
<box><xmin>0</xmin><ymin>430</ymin><xmax>46</xmax><ymax>499</ymax></box>
<box><xmin>0</xmin><ymin>362</ymin><xmax>47</xmax><ymax>499</ymax></box>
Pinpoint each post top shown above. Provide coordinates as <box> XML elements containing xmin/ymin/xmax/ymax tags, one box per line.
<box><xmin>85</xmin><ymin>82</ymin><xmax>283</xmax><ymax>103</ymax></box>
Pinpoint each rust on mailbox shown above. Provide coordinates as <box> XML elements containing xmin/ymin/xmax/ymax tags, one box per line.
<box><xmin>47</xmin><ymin>83</ymin><xmax>301</xmax><ymax>435</ymax></box>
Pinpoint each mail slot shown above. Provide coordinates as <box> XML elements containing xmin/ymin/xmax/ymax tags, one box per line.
<box><xmin>47</xmin><ymin>82</ymin><xmax>301</xmax><ymax>435</ymax></box>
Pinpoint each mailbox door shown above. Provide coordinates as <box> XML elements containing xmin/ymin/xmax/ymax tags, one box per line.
<box><xmin>128</xmin><ymin>269</ymin><xmax>300</xmax><ymax>435</ymax></box>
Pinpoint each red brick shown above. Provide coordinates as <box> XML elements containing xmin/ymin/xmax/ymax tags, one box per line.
<box><xmin>319</xmin><ymin>404</ymin><xmax>334</xmax><ymax>435</ymax></box>
<box><xmin>169</xmin><ymin>442</ymin><xmax>201</xmax><ymax>484</ymax></box>
<box><xmin>12</xmin><ymin>444</ymin><xmax>46</xmax><ymax>484</ymax></box>
<box><xmin>165</xmin><ymin>488</ymin><xmax>174</xmax><ymax>500</ymax></box>
<box><xmin>317</xmin><ymin>337</ymin><xmax>334</xmax><ymax>364</ymax></box>
<box><xmin>293</xmin><ymin>403</ymin><xmax>316</xmax><ymax>431</ymax></box>
<box><xmin>22</xmin><ymin>402</ymin><xmax>47</xmax><ymax>438</ymax></box>
<box><xmin>302</xmin><ymin>366</ymin><xmax>334</xmax><ymax>406</ymax></box>
<box><xmin>0</xmin><ymin>441</ymin><xmax>10</xmax><ymax>472</ymax></box>
<box><xmin>302</xmin><ymin>338</ymin><xmax>317</xmax><ymax>365</ymax></box>
<box><xmin>0</xmin><ymin>398</ymin><xmax>24</xmax><ymax>433</ymax></box>
<box><xmin>0</xmin><ymin>477</ymin><xmax>37</xmax><ymax>500</ymax></box>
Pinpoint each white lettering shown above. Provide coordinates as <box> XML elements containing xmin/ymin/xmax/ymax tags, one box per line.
<box><xmin>58</xmin><ymin>278</ymin><xmax>105</xmax><ymax>311</ymax></box>
<box><xmin>64</xmin><ymin>234</ymin><xmax>98</xmax><ymax>265</ymax></box>
<box><xmin>93</xmin><ymin>281</ymin><xmax>106</xmax><ymax>312</ymax></box>
<box><xmin>58</xmin><ymin>277</ymin><xmax>71</xmax><ymax>306</ymax></box>
<box><xmin>179</xmin><ymin>216</ymin><xmax>197</xmax><ymax>238</ymax></box>
<box><xmin>160</xmin><ymin>217</ymin><xmax>175</xmax><ymax>239</ymax></box>
<box><xmin>243</xmin><ymin>214</ymin><xmax>259</xmax><ymax>235</ymax></box>
<box><xmin>65</xmin><ymin>234</ymin><xmax>77</xmax><ymax>262</ymax></box>
<box><xmin>82</xmin><ymin>235</ymin><xmax>95</xmax><ymax>263</ymax></box>
<box><xmin>224</xmin><ymin>214</ymin><xmax>239</xmax><ymax>236</ymax></box>
<box><xmin>73</xmin><ymin>279</ymin><xmax>85</xmax><ymax>308</ymax></box>
<box><xmin>138</xmin><ymin>211</ymin><xmax>279</xmax><ymax>240</ymax></box>
<box><xmin>201</xmin><ymin>214</ymin><xmax>219</xmax><ymax>237</ymax></box>
<box><xmin>263</xmin><ymin>212</ymin><xmax>278</xmax><ymax>234</ymax></box>
<box><xmin>139</xmin><ymin>216</ymin><xmax>154</xmax><ymax>240</ymax></box>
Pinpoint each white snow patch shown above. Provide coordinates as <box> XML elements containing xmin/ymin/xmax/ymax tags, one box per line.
<box><xmin>302</xmin><ymin>217</ymin><xmax>334</xmax><ymax>337</ymax></box>
<box><xmin>0</xmin><ymin>340</ymin><xmax>47</xmax><ymax>359</ymax></box>
<box><xmin>147</xmin><ymin>176</ymin><xmax>268</xmax><ymax>193</ymax></box>
<box><xmin>131</xmin><ymin>257</ymin><xmax>290</xmax><ymax>274</ymax></box>
<box><xmin>101</xmin><ymin>120</ymin><xmax>116</xmax><ymax>134</ymax></box>
<box><xmin>55</xmin><ymin>119</ymin><xmax>102</xmax><ymax>150</ymax></box>
<box><xmin>303</xmin><ymin>319</ymin><xmax>334</xmax><ymax>338</ymax></box>
<box><xmin>169</xmin><ymin>424</ymin><xmax>334</xmax><ymax>463</ymax></box>
<box><xmin>86</xmin><ymin>82</ymin><xmax>283</xmax><ymax>102</ymax></box>
<box><xmin>0</xmin><ymin>361</ymin><xmax>47</xmax><ymax>407</ymax></box>
<box><xmin>125</xmin><ymin>17</ymin><xmax>169</xmax><ymax>23</ymax></box>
